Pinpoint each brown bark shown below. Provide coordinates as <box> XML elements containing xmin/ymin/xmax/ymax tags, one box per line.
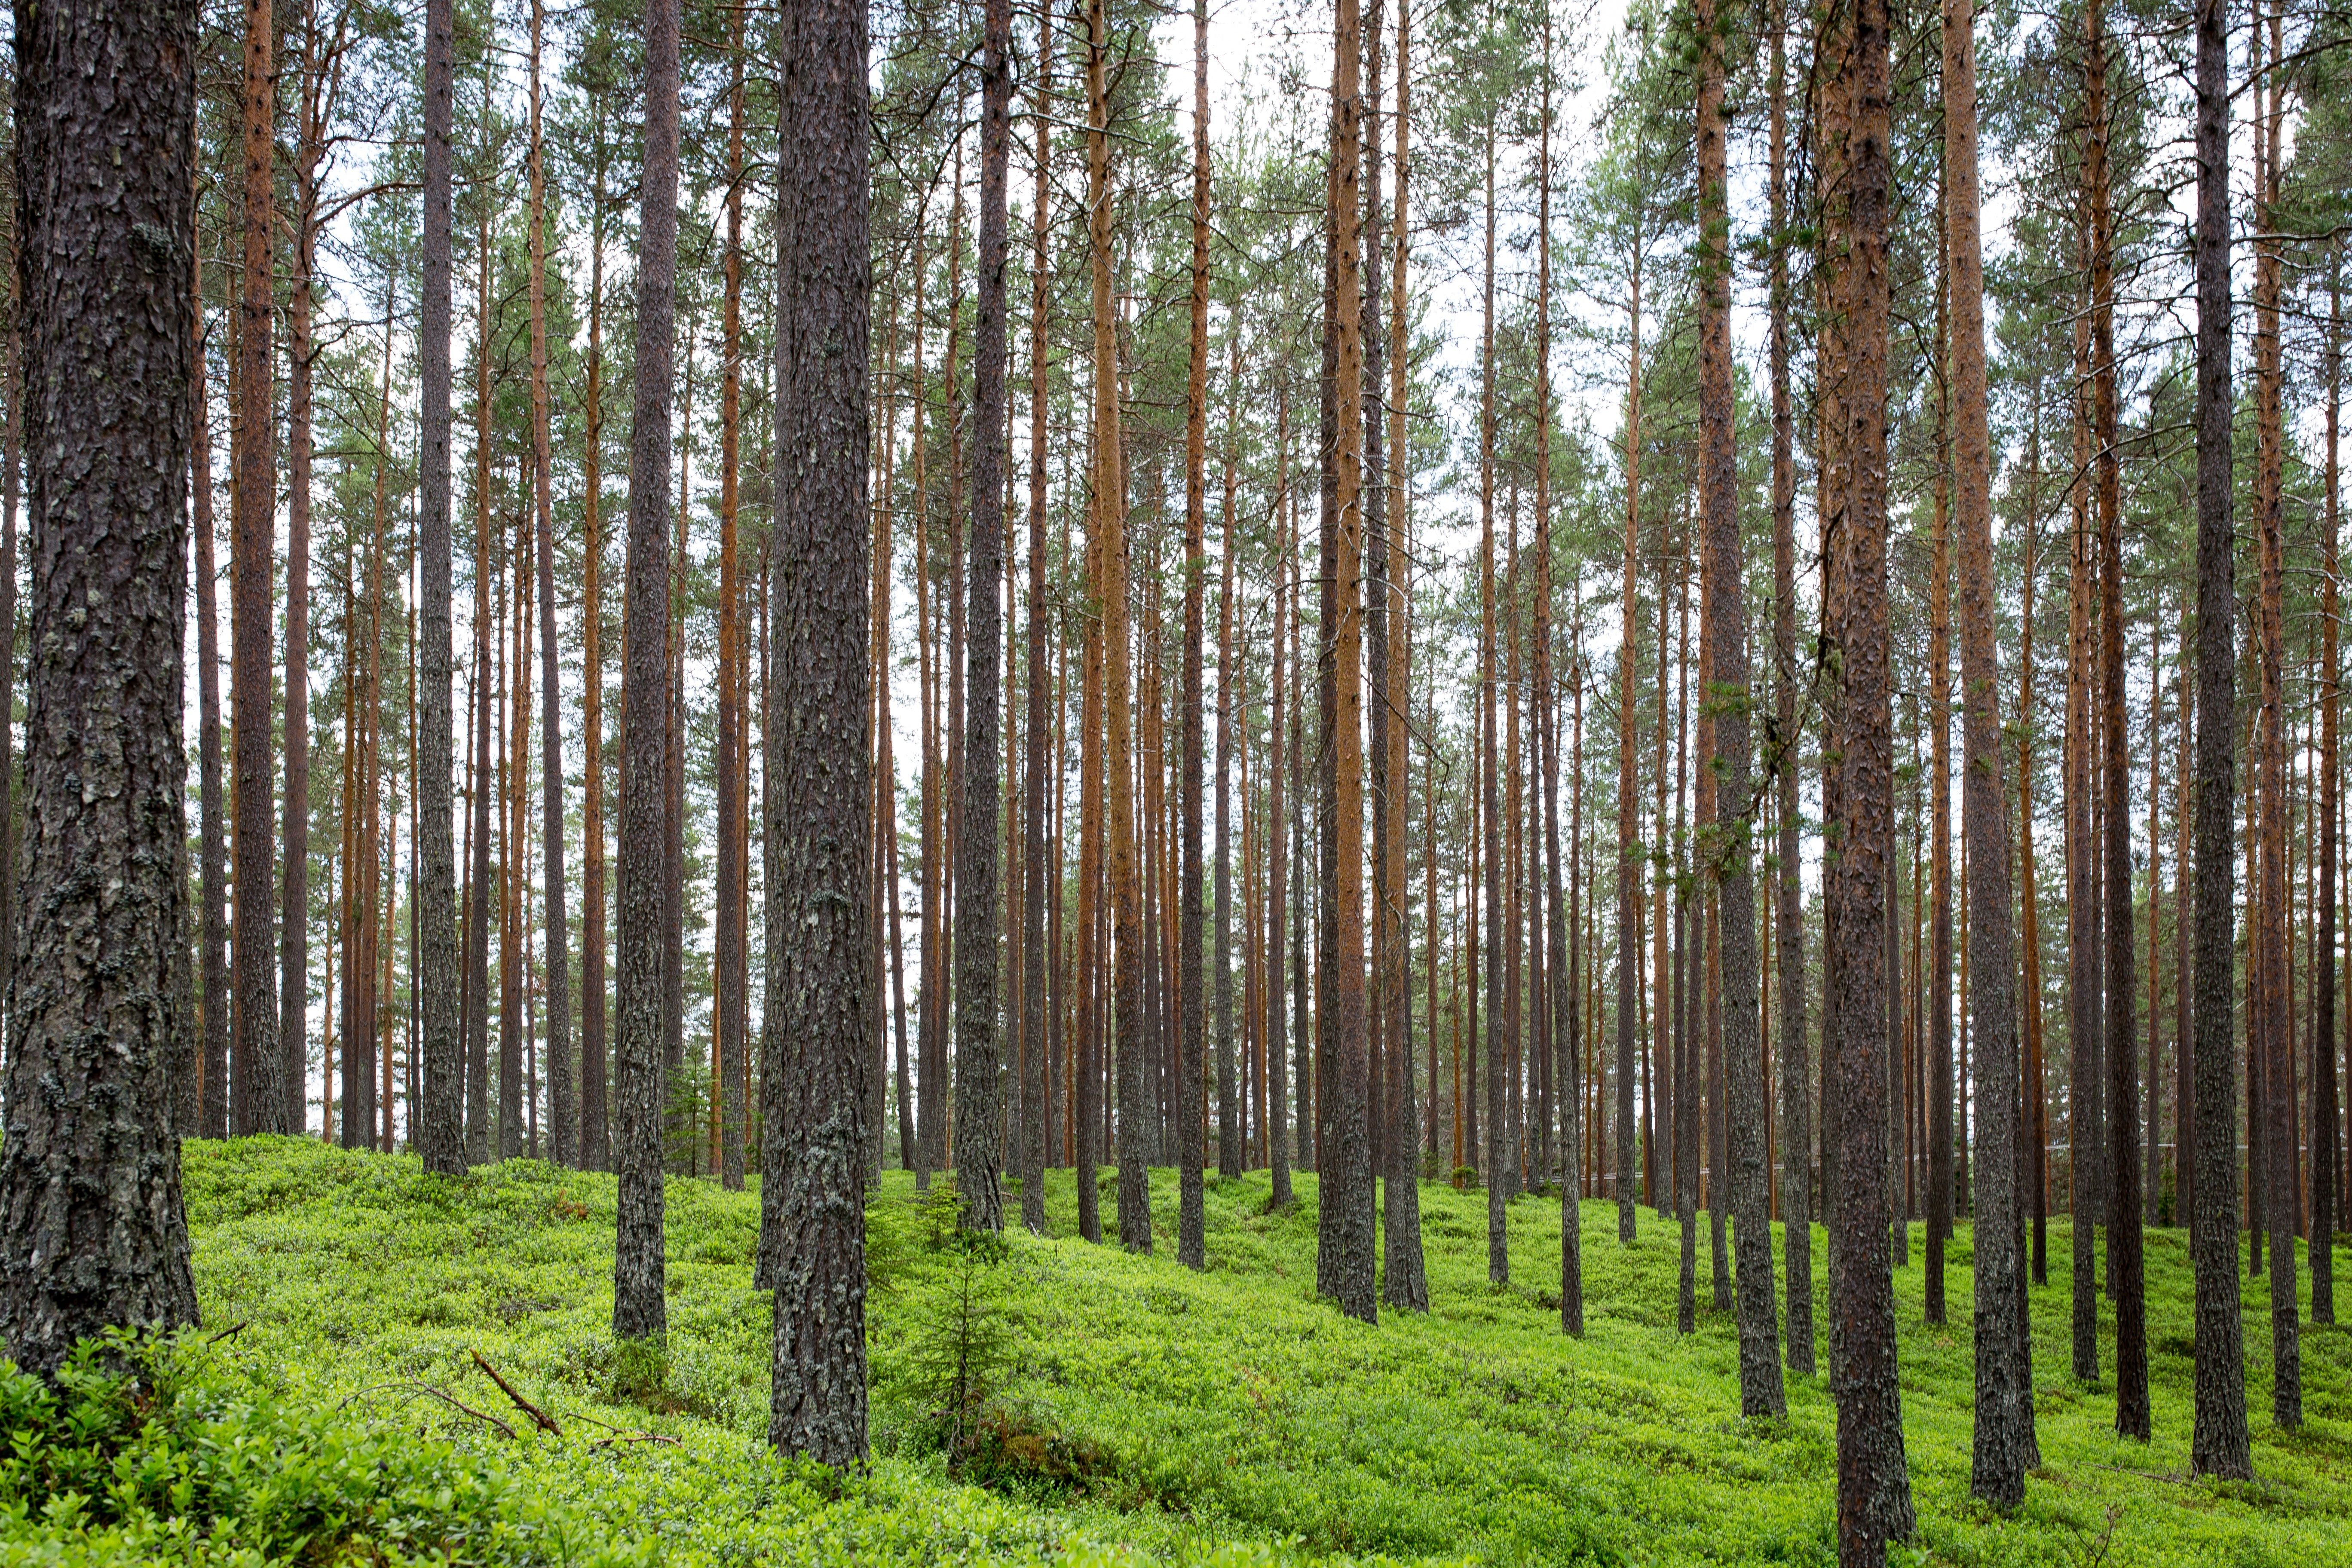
<box><xmin>1020</xmin><ymin>6</ymin><xmax>1054</xmax><ymax>1231</ymax></box>
<box><xmin>1822</xmin><ymin>0</ymin><xmax>1915</xmax><ymax>1546</ymax></box>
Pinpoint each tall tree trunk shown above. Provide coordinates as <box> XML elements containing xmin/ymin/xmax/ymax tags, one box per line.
<box><xmin>1614</xmin><ymin>241</ymin><xmax>1643</xmax><ymax>1247</ymax></box>
<box><xmin>579</xmin><ymin>110</ymin><xmax>610</xmax><ymax>1173</ymax></box>
<box><xmin>282</xmin><ymin>5</ymin><xmax>337</xmax><ymax>1132</ymax></box>
<box><xmin>959</xmin><ymin>0</ymin><xmax>1013</xmax><ymax>1233</ymax></box>
<box><xmin>1926</xmin><ymin>155</ymin><xmax>1952</xmax><ymax>1328</ymax></box>
<box><xmin>193</xmin><ymin>233</ymin><xmax>230</xmax><ymax>1141</ymax></box>
<box><xmin>1768</xmin><ymin>0</ymin><xmax>1811</xmax><ymax>1374</ymax></box>
<box><xmin>2254</xmin><ymin>0</ymin><xmax>2299</xmax><ymax>1430</ymax></box>
<box><xmin>1696</xmin><ymin>0</ymin><xmax>1781</xmax><ymax>1417</ymax></box>
<box><xmin>1020</xmin><ymin>8</ymin><xmax>1054</xmax><ymax>1233</ymax></box>
<box><xmin>615</xmin><ymin>0</ymin><xmax>681</xmax><ymax>1343</ymax></box>
<box><xmin>1318</xmin><ymin>0</ymin><xmax>1374</xmax><ymax>1321</ymax></box>
<box><xmin>526</xmin><ymin>0</ymin><xmax>574</xmax><ymax>1171</ymax></box>
<box><xmin>414</xmin><ymin>0</ymin><xmax>462</xmax><ymax>1175</ymax></box>
<box><xmin>1946</xmin><ymin>0</ymin><xmax>2033</xmax><ymax>1500</ymax></box>
<box><xmin>232</xmin><ymin>0</ymin><xmax>283</xmax><ymax>1135</ymax></box>
<box><xmin>1268</xmin><ymin>392</ymin><xmax>1294</xmax><ymax>1211</ymax></box>
<box><xmin>1076</xmin><ymin>0</ymin><xmax>1113</xmax><ymax>1247</ymax></box>
<box><xmin>1174</xmin><ymin>0</ymin><xmax>1212</xmax><ymax>1266</ymax></box>
<box><xmin>1823</xmin><ymin>0</ymin><xmax>1916</xmax><ymax>1547</ymax></box>
<box><xmin>713</xmin><ymin>5</ymin><xmax>747</xmax><ymax>1191</ymax></box>
<box><xmin>1387</xmin><ymin>0</ymin><xmax>1430</xmax><ymax>1314</ymax></box>
<box><xmin>1476</xmin><ymin>108</ymin><xmax>1506</xmax><ymax>1280</ymax></box>
<box><xmin>2316</xmin><ymin>250</ymin><xmax>2341</xmax><ymax>1328</ymax></box>
<box><xmin>2187</xmin><ymin>0</ymin><xmax>2251</xmax><ymax>1479</ymax></box>
<box><xmin>0</xmin><ymin>0</ymin><xmax>202</xmax><ymax>1373</ymax></box>
<box><xmin>2085</xmin><ymin>0</ymin><xmax>2149</xmax><ymax>1436</ymax></box>
<box><xmin>2066</xmin><ymin>219</ymin><xmax>2099</xmax><ymax>1380</ymax></box>
<box><xmin>763</xmin><ymin>0</ymin><xmax>872</xmax><ymax>1466</ymax></box>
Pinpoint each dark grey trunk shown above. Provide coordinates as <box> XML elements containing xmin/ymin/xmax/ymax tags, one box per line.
<box><xmin>615</xmin><ymin>0</ymin><xmax>681</xmax><ymax>1344</ymax></box>
<box><xmin>2186</xmin><ymin>0</ymin><xmax>2251</xmax><ymax>1479</ymax></box>
<box><xmin>1696</xmin><ymin>0</ymin><xmax>1779</xmax><ymax>1415</ymax></box>
<box><xmin>414</xmin><ymin>0</ymin><xmax>463</xmax><ymax>1176</ymax></box>
<box><xmin>231</xmin><ymin>0</ymin><xmax>282</xmax><ymax>1137</ymax></box>
<box><xmin>763</xmin><ymin>0</ymin><xmax>873</xmax><ymax>1465</ymax></box>
<box><xmin>957</xmin><ymin>0</ymin><xmax>1011</xmax><ymax>1234</ymax></box>
<box><xmin>0</xmin><ymin>0</ymin><xmax>202</xmax><ymax>1373</ymax></box>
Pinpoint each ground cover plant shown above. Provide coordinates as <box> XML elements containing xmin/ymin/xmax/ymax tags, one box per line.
<box><xmin>5</xmin><ymin>1139</ymin><xmax>2343</xmax><ymax>1565</ymax></box>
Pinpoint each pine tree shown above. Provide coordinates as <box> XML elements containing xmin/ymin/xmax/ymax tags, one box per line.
<box><xmin>0</xmin><ymin>0</ymin><xmax>202</xmax><ymax>1377</ymax></box>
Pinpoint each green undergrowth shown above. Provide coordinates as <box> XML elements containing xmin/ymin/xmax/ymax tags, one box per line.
<box><xmin>7</xmin><ymin>1136</ymin><xmax>2349</xmax><ymax>1564</ymax></box>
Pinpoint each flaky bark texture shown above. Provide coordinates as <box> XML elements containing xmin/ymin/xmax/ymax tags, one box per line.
<box><xmin>1945</xmin><ymin>0</ymin><xmax>2033</xmax><ymax>1507</ymax></box>
<box><xmin>528</xmin><ymin>0</ymin><xmax>574</xmax><ymax>1171</ymax></box>
<box><xmin>579</xmin><ymin>124</ymin><xmax>609</xmax><ymax>1172</ymax></box>
<box><xmin>763</xmin><ymin>0</ymin><xmax>871</xmax><ymax>1468</ymax></box>
<box><xmin>2252</xmin><ymin>0</ymin><xmax>2297</xmax><ymax>1434</ymax></box>
<box><xmin>1316</xmin><ymin>0</ymin><xmax>1375</xmax><ymax>1323</ymax></box>
<box><xmin>1767</xmin><ymin>4</ymin><xmax>1811</xmax><ymax>1376</ymax></box>
<box><xmin>1175</xmin><ymin>0</ymin><xmax>1210</xmax><ymax>1268</ymax></box>
<box><xmin>1384</xmin><ymin>0</ymin><xmax>1429</xmax><ymax>1317</ymax></box>
<box><xmin>0</xmin><ymin>0</ymin><xmax>201</xmax><ymax>1375</ymax></box>
<box><xmin>2186</xmin><ymin>0</ymin><xmax>2251</xmax><ymax>1481</ymax></box>
<box><xmin>1694</xmin><ymin>0</ymin><xmax>1781</xmax><ymax>1419</ymax></box>
<box><xmin>956</xmin><ymin>0</ymin><xmax>1011</xmax><ymax>1235</ymax></box>
<box><xmin>2085</xmin><ymin>0</ymin><xmax>2148</xmax><ymax>1438</ymax></box>
<box><xmin>614</xmin><ymin>0</ymin><xmax>681</xmax><ymax>1344</ymax></box>
<box><xmin>1822</xmin><ymin>0</ymin><xmax>1915</xmax><ymax>1553</ymax></box>
<box><xmin>413</xmin><ymin>0</ymin><xmax>463</xmax><ymax>1177</ymax></box>
<box><xmin>1019</xmin><ymin>14</ymin><xmax>1053</xmax><ymax>1236</ymax></box>
<box><xmin>230</xmin><ymin>0</ymin><xmax>281</xmax><ymax>1136</ymax></box>
<box><xmin>712</xmin><ymin>16</ymin><xmax>747</xmax><ymax>1191</ymax></box>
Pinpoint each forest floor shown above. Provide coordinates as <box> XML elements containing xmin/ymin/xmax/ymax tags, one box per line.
<box><xmin>18</xmin><ymin>1137</ymin><xmax>2349</xmax><ymax>1565</ymax></box>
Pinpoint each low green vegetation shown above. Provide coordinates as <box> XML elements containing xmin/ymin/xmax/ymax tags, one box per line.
<box><xmin>5</xmin><ymin>1138</ymin><xmax>2346</xmax><ymax>1564</ymax></box>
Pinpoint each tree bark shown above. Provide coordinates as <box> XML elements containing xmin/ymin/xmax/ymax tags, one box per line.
<box><xmin>1768</xmin><ymin>1</ymin><xmax>1810</xmax><ymax>1374</ymax></box>
<box><xmin>1945</xmin><ymin>0</ymin><xmax>2033</xmax><ymax>1501</ymax></box>
<box><xmin>1696</xmin><ymin>0</ymin><xmax>1781</xmax><ymax>1417</ymax></box>
<box><xmin>527</xmin><ymin>0</ymin><xmax>574</xmax><ymax>1170</ymax></box>
<box><xmin>615</xmin><ymin>0</ymin><xmax>681</xmax><ymax>1342</ymax></box>
<box><xmin>1614</xmin><ymin>242</ymin><xmax>1643</xmax><ymax>1248</ymax></box>
<box><xmin>764</xmin><ymin>0</ymin><xmax>872</xmax><ymax>1467</ymax></box>
<box><xmin>192</xmin><ymin>230</ymin><xmax>230</xmax><ymax>1141</ymax></box>
<box><xmin>2316</xmin><ymin>250</ymin><xmax>2341</xmax><ymax>1327</ymax></box>
<box><xmin>1386</xmin><ymin>0</ymin><xmax>1430</xmax><ymax>1315</ymax></box>
<box><xmin>232</xmin><ymin>0</ymin><xmax>283</xmax><ymax>1136</ymax></box>
<box><xmin>1823</xmin><ymin>0</ymin><xmax>1915</xmax><ymax>1547</ymax></box>
<box><xmin>2187</xmin><ymin>0</ymin><xmax>2251</xmax><ymax>1478</ymax></box>
<box><xmin>712</xmin><ymin>5</ymin><xmax>747</xmax><ymax>1190</ymax></box>
<box><xmin>1020</xmin><ymin>8</ymin><xmax>1054</xmax><ymax>1232</ymax></box>
<box><xmin>579</xmin><ymin>107</ymin><xmax>610</xmax><ymax>1173</ymax></box>
<box><xmin>413</xmin><ymin>0</ymin><xmax>462</xmax><ymax>1176</ymax></box>
<box><xmin>1175</xmin><ymin>0</ymin><xmax>1211</xmax><ymax>1266</ymax></box>
<box><xmin>957</xmin><ymin>0</ymin><xmax>1013</xmax><ymax>1233</ymax></box>
<box><xmin>0</xmin><ymin>0</ymin><xmax>202</xmax><ymax>1375</ymax></box>
<box><xmin>2084</xmin><ymin>0</ymin><xmax>2148</xmax><ymax>1436</ymax></box>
